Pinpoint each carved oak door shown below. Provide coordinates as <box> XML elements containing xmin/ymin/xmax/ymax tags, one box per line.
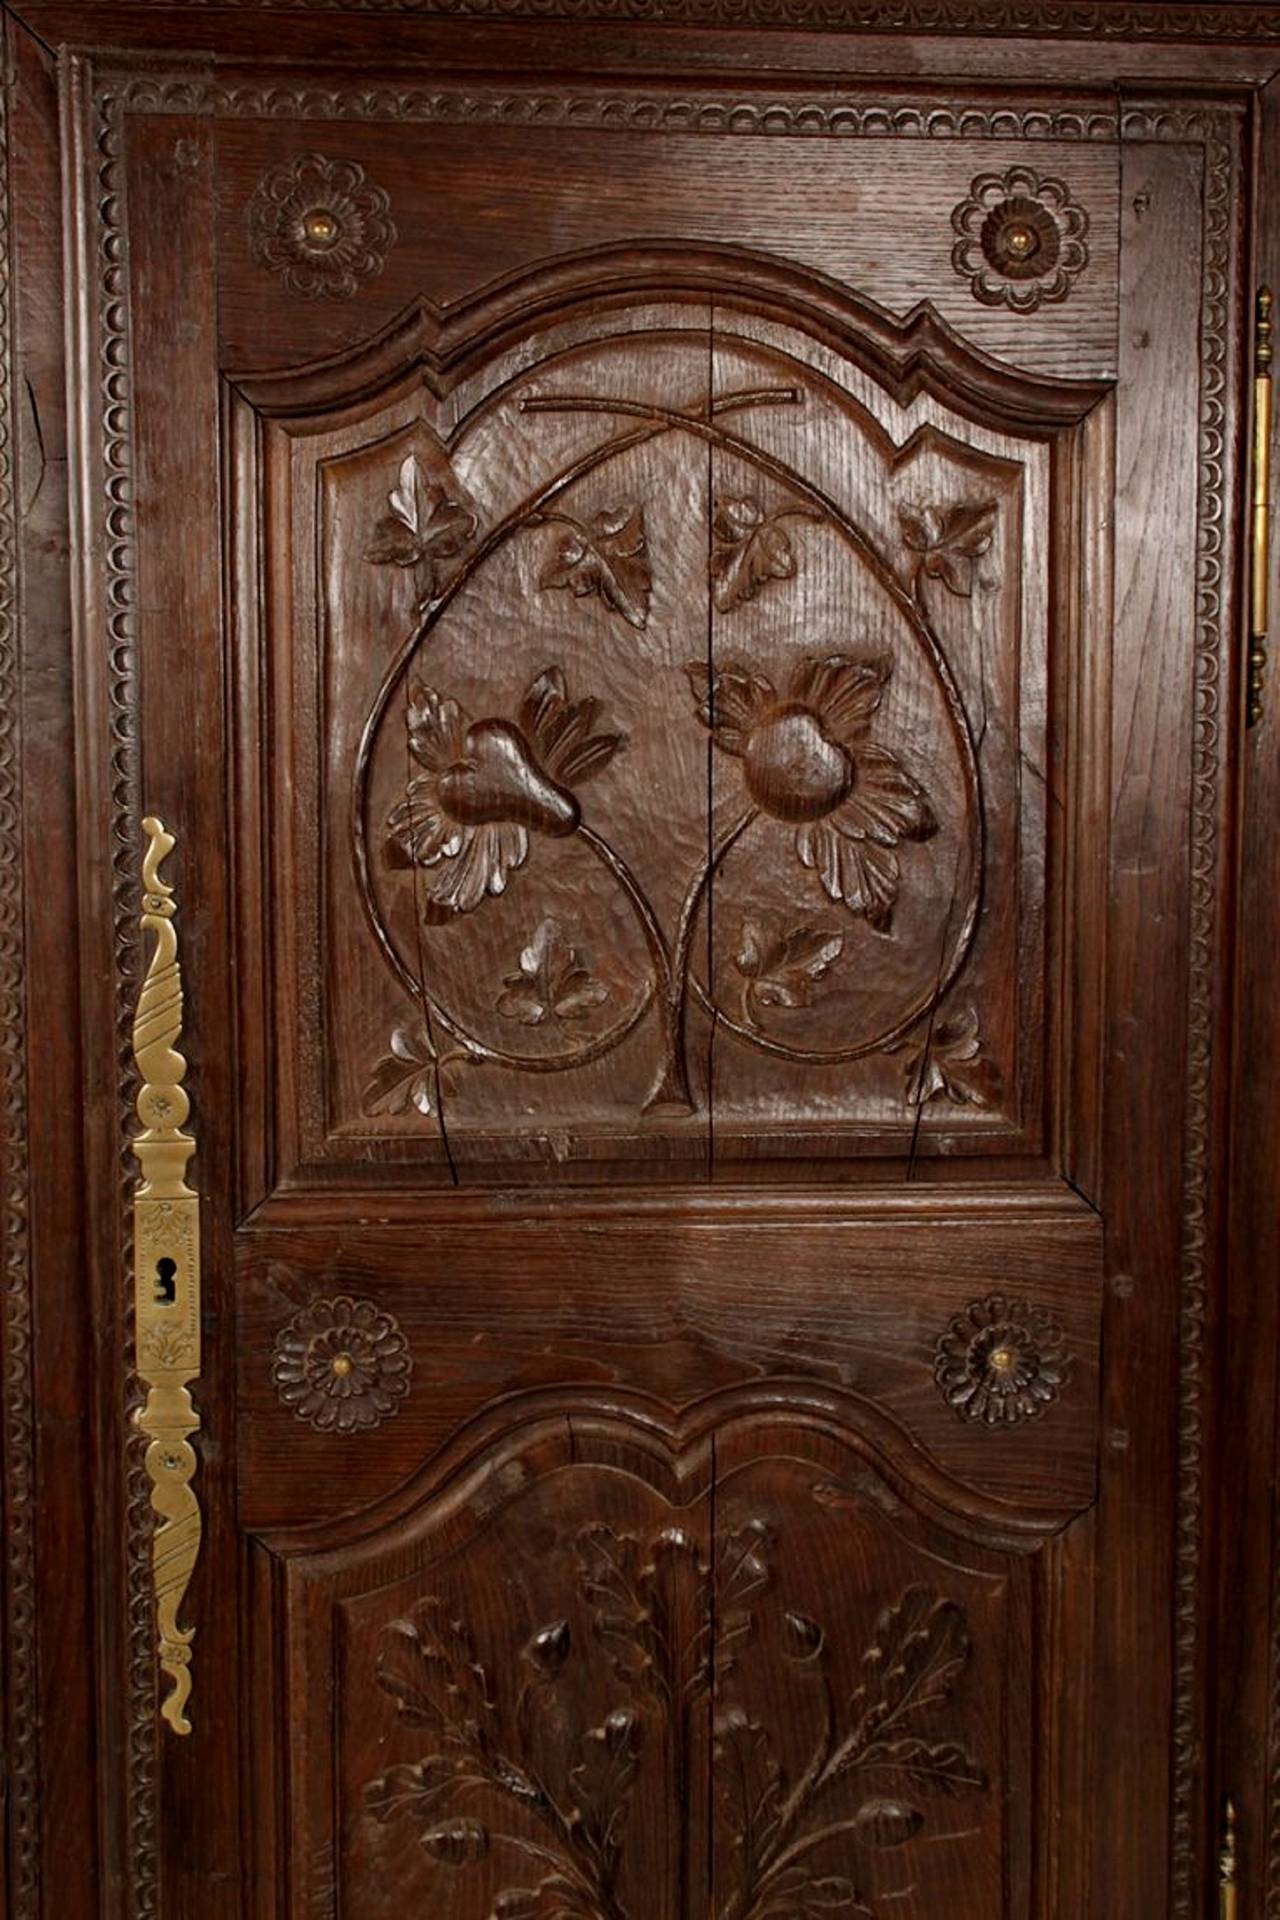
<box><xmin>62</xmin><ymin>47</ymin><xmax>1246</xmax><ymax>1920</ymax></box>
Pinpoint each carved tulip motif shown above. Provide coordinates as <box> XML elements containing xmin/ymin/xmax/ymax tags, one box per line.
<box><xmin>687</xmin><ymin>654</ymin><xmax>937</xmax><ymax>931</ymax></box>
<box><xmin>386</xmin><ymin>670</ymin><xmax>624</xmax><ymax>920</ymax></box>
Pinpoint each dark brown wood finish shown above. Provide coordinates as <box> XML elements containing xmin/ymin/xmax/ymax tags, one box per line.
<box><xmin>1</xmin><ymin>7</ymin><xmax>1277</xmax><ymax>1919</ymax></box>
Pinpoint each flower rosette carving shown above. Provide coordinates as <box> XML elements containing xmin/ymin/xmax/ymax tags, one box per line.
<box><xmin>951</xmin><ymin>166</ymin><xmax>1089</xmax><ymax>313</ymax></box>
<box><xmin>247</xmin><ymin>152</ymin><xmax>396</xmax><ymax>300</ymax></box>
<box><xmin>271</xmin><ymin>1295</ymin><xmax>412</xmax><ymax>1433</ymax></box>
<box><xmin>934</xmin><ymin>1294</ymin><xmax>1070</xmax><ymax>1427</ymax></box>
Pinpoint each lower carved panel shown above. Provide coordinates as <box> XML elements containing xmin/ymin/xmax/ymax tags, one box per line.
<box><xmin>266</xmin><ymin>1408</ymin><xmax>1050</xmax><ymax>1919</ymax></box>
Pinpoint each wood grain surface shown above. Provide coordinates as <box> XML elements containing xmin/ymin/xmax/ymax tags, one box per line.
<box><xmin>0</xmin><ymin>10</ymin><xmax>1269</xmax><ymax>1920</ymax></box>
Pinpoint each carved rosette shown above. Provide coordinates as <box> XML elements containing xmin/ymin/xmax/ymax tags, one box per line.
<box><xmin>247</xmin><ymin>153</ymin><xmax>396</xmax><ymax>299</ymax></box>
<box><xmin>271</xmin><ymin>1295</ymin><xmax>412</xmax><ymax>1432</ymax></box>
<box><xmin>934</xmin><ymin>1294</ymin><xmax>1070</xmax><ymax>1426</ymax></box>
<box><xmin>950</xmin><ymin>167</ymin><xmax>1089</xmax><ymax>312</ymax></box>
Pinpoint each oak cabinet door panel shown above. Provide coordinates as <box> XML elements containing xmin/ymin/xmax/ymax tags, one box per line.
<box><xmin>59</xmin><ymin>57</ymin><xmax>1241</xmax><ymax>1920</ymax></box>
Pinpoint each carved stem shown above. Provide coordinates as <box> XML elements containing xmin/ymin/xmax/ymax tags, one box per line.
<box><xmin>666</xmin><ymin>809</ymin><xmax>758</xmax><ymax>1101</ymax></box>
<box><xmin>576</xmin><ymin>821</ymin><xmax>692</xmax><ymax>1115</ymax></box>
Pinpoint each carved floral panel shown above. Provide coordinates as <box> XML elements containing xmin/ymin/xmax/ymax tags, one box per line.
<box><xmin>281</xmin><ymin>1430</ymin><xmax>1032</xmax><ymax>1920</ymax></box>
<box><xmin>252</xmin><ymin>302</ymin><xmax>1059</xmax><ymax>1181</ymax></box>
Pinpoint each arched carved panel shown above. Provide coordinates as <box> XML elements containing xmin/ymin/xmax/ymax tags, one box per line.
<box><xmin>234</xmin><ymin>266</ymin><xmax>1102</xmax><ymax>1189</ymax></box>
<box><xmin>262</xmin><ymin>1406</ymin><xmax>1059</xmax><ymax>1920</ymax></box>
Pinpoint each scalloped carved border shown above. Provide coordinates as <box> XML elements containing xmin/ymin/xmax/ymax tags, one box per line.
<box><xmin>0</xmin><ymin>56</ymin><xmax>39</xmax><ymax>1920</ymax></box>
<box><xmin>29</xmin><ymin>0</ymin><xmax>1280</xmax><ymax>40</ymax></box>
<box><xmin>119</xmin><ymin>76</ymin><xmax>1120</xmax><ymax>138</ymax></box>
<box><xmin>83</xmin><ymin>69</ymin><xmax>1240</xmax><ymax>1915</ymax></box>
<box><xmin>1116</xmin><ymin>101</ymin><xmax>1240</xmax><ymax>1920</ymax></box>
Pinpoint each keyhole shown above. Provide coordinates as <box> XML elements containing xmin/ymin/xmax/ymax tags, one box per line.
<box><xmin>154</xmin><ymin>1257</ymin><xmax>177</xmax><ymax>1306</ymax></box>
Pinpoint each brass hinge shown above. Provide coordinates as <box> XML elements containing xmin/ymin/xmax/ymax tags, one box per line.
<box><xmin>1219</xmin><ymin>1796</ymin><xmax>1239</xmax><ymax>1920</ymax></box>
<box><xmin>1249</xmin><ymin>287</ymin><xmax>1273</xmax><ymax>727</ymax></box>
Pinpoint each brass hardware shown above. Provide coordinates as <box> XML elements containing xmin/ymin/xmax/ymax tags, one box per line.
<box><xmin>1219</xmin><ymin>1797</ymin><xmax>1239</xmax><ymax>1920</ymax></box>
<box><xmin>1249</xmin><ymin>287</ymin><xmax>1273</xmax><ymax>727</ymax></box>
<box><xmin>132</xmin><ymin>818</ymin><xmax>201</xmax><ymax>1736</ymax></box>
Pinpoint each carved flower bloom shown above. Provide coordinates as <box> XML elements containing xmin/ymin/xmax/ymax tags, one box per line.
<box><xmin>386</xmin><ymin>668</ymin><xmax>624</xmax><ymax>920</ymax></box>
<box><xmin>951</xmin><ymin>166</ymin><xmax>1089</xmax><ymax>314</ymax></box>
<box><xmin>934</xmin><ymin>1294</ymin><xmax>1069</xmax><ymax>1428</ymax></box>
<box><xmin>687</xmin><ymin>654</ymin><xmax>936</xmax><ymax>931</ymax></box>
<box><xmin>271</xmin><ymin>1295</ymin><xmax>412</xmax><ymax>1433</ymax></box>
<box><xmin>247</xmin><ymin>153</ymin><xmax>396</xmax><ymax>301</ymax></box>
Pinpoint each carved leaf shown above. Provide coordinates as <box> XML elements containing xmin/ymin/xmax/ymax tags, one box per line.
<box><xmin>367</xmin><ymin>452</ymin><xmax>478</xmax><ymax>601</ymax></box>
<box><xmin>497</xmin><ymin>919</ymin><xmax>609</xmax><ymax>1027</ymax></box>
<box><xmin>898</xmin><ymin>499</ymin><xmax>998</xmax><ymax>598</ymax></box>
<box><xmin>710</xmin><ymin>496</ymin><xmax>801</xmax><ymax>612</ymax></box>
<box><xmin>362</xmin><ymin>1021</ymin><xmax>436</xmax><ymax>1117</ymax></box>
<box><xmin>856</xmin><ymin>1736</ymin><xmax>987</xmax><ymax>1796</ymax></box>
<box><xmin>364</xmin><ymin>1756</ymin><xmax>456</xmax><ymax>1828</ymax></box>
<box><xmin>845</xmin><ymin>1588</ymin><xmax>972</xmax><ymax>1759</ymax></box>
<box><xmin>490</xmin><ymin>1877</ymin><xmax>598</xmax><ymax>1920</ymax></box>
<box><xmin>519</xmin><ymin>667</ymin><xmax>626</xmax><ymax>787</ymax></box>
<box><xmin>375</xmin><ymin>1600</ymin><xmax>496</xmax><ymax>1739</ymax></box>
<box><xmin>736</xmin><ymin>920</ymin><xmax>844</xmax><ymax>1025</ymax></box>
<box><xmin>714</xmin><ymin>1706</ymin><xmax>786</xmax><ymax>1859</ymax></box>
<box><xmin>898</xmin><ymin>1006</ymin><xmax>1000</xmax><ymax>1109</ymax></box>
<box><xmin>715</xmin><ymin>1519</ymin><xmax>772</xmax><ymax>1682</ymax></box>
<box><xmin>567</xmin><ymin>1708</ymin><xmax>642</xmax><ymax>1878</ymax></box>
<box><xmin>576</xmin><ymin>1523</ymin><xmax>709</xmax><ymax>1708</ymax></box>
<box><xmin>755</xmin><ymin>1871</ymin><xmax>870</xmax><ymax>1919</ymax></box>
<box><xmin>540</xmin><ymin>506</ymin><xmax>651</xmax><ymax>629</ymax></box>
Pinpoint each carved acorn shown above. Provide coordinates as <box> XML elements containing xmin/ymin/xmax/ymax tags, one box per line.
<box><xmin>781</xmin><ymin>1610</ymin><xmax>826</xmax><ymax>1664</ymax></box>
<box><xmin>852</xmin><ymin>1799</ymin><xmax>925</xmax><ymax>1848</ymax></box>
<box><xmin>523</xmin><ymin>1620</ymin><xmax>572</xmax><ymax>1680</ymax></box>
<box><xmin>420</xmin><ymin>1819</ymin><xmax>489</xmax><ymax>1865</ymax></box>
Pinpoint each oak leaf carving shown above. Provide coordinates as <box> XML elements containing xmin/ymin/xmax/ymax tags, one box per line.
<box><xmin>713</xmin><ymin>1706</ymin><xmax>787</xmax><ymax>1855</ymax></box>
<box><xmin>576</xmin><ymin>1522</ymin><xmax>710</xmax><ymax>1709</ymax></box>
